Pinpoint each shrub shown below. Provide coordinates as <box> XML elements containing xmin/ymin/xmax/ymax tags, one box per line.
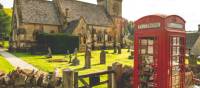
<box><xmin>36</xmin><ymin>33</ymin><xmax>79</xmax><ymax>54</ymax></box>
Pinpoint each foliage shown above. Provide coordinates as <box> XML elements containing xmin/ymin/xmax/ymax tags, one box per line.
<box><xmin>3</xmin><ymin>8</ymin><xmax>12</xmax><ymax>17</ymax></box>
<box><xmin>36</xmin><ymin>33</ymin><xmax>79</xmax><ymax>54</ymax></box>
<box><xmin>127</xmin><ymin>21</ymin><xmax>134</xmax><ymax>40</ymax></box>
<box><xmin>0</xmin><ymin>55</ymin><xmax>14</xmax><ymax>73</ymax></box>
<box><xmin>0</xmin><ymin>4</ymin><xmax>3</xmax><ymax>9</ymax></box>
<box><xmin>0</xmin><ymin>6</ymin><xmax>12</xmax><ymax>39</ymax></box>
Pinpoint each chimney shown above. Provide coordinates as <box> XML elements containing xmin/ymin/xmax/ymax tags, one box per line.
<box><xmin>97</xmin><ymin>0</ymin><xmax>104</xmax><ymax>6</ymax></box>
<box><xmin>198</xmin><ymin>24</ymin><xmax>200</xmax><ymax>32</ymax></box>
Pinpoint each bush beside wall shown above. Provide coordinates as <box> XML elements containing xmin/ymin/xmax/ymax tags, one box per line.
<box><xmin>36</xmin><ymin>33</ymin><xmax>79</xmax><ymax>54</ymax></box>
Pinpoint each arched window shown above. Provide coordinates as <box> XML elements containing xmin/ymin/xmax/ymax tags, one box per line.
<box><xmin>17</xmin><ymin>28</ymin><xmax>26</xmax><ymax>40</ymax></box>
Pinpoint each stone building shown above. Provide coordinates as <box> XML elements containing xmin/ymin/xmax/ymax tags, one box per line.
<box><xmin>11</xmin><ymin>0</ymin><xmax>127</xmax><ymax>51</ymax></box>
<box><xmin>186</xmin><ymin>26</ymin><xmax>200</xmax><ymax>55</ymax></box>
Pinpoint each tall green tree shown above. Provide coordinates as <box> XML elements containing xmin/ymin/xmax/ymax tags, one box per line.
<box><xmin>0</xmin><ymin>3</ymin><xmax>11</xmax><ymax>39</ymax></box>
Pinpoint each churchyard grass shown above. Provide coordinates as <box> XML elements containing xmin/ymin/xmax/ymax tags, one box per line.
<box><xmin>0</xmin><ymin>55</ymin><xmax>14</xmax><ymax>73</ymax></box>
<box><xmin>12</xmin><ymin>49</ymin><xmax>132</xmax><ymax>88</ymax></box>
<box><xmin>12</xmin><ymin>49</ymin><xmax>132</xmax><ymax>73</ymax></box>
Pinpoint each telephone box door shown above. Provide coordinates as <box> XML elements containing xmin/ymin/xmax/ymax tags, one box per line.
<box><xmin>138</xmin><ymin>37</ymin><xmax>158</xmax><ymax>88</ymax></box>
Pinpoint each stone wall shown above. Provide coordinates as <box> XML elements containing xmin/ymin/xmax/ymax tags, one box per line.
<box><xmin>12</xmin><ymin>23</ymin><xmax>59</xmax><ymax>49</ymax></box>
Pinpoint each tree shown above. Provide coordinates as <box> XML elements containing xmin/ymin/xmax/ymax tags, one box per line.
<box><xmin>127</xmin><ymin>21</ymin><xmax>134</xmax><ymax>40</ymax></box>
<box><xmin>0</xmin><ymin>4</ymin><xmax>11</xmax><ymax>39</ymax></box>
<box><xmin>0</xmin><ymin>3</ymin><xmax>3</xmax><ymax>9</ymax></box>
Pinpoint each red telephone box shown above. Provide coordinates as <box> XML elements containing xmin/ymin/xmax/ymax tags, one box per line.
<box><xmin>134</xmin><ymin>15</ymin><xmax>186</xmax><ymax>88</ymax></box>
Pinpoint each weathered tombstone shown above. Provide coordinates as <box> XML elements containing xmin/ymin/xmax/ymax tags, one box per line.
<box><xmin>74</xmin><ymin>48</ymin><xmax>78</xmax><ymax>56</ymax></box>
<box><xmin>69</xmin><ymin>54</ymin><xmax>72</xmax><ymax>63</ymax></box>
<box><xmin>127</xmin><ymin>45</ymin><xmax>130</xmax><ymax>52</ymax></box>
<box><xmin>72</xmin><ymin>56</ymin><xmax>80</xmax><ymax>66</ymax></box>
<box><xmin>117</xmin><ymin>46</ymin><xmax>121</xmax><ymax>54</ymax></box>
<box><xmin>128</xmin><ymin>50</ymin><xmax>134</xmax><ymax>59</ymax></box>
<box><xmin>46</xmin><ymin>47</ymin><xmax>52</xmax><ymax>58</ymax></box>
<box><xmin>100</xmin><ymin>49</ymin><xmax>106</xmax><ymax>64</ymax></box>
<box><xmin>85</xmin><ymin>48</ymin><xmax>91</xmax><ymax>69</ymax></box>
<box><xmin>65</xmin><ymin>50</ymin><xmax>70</xmax><ymax>58</ymax></box>
<box><xmin>114</xmin><ymin>47</ymin><xmax>117</xmax><ymax>53</ymax></box>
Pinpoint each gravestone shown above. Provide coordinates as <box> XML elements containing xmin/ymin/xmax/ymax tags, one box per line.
<box><xmin>46</xmin><ymin>47</ymin><xmax>52</xmax><ymax>58</ymax></box>
<box><xmin>100</xmin><ymin>49</ymin><xmax>106</xmax><ymax>64</ymax></box>
<box><xmin>128</xmin><ymin>50</ymin><xmax>134</xmax><ymax>59</ymax></box>
<box><xmin>74</xmin><ymin>48</ymin><xmax>78</xmax><ymax>56</ymax></box>
<box><xmin>65</xmin><ymin>50</ymin><xmax>70</xmax><ymax>58</ymax></box>
<box><xmin>72</xmin><ymin>56</ymin><xmax>80</xmax><ymax>66</ymax></box>
<box><xmin>118</xmin><ymin>46</ymin><xmax>121</xmax><ymax>54</ymax></box>
<box><xmin>85</xmin><ymin>48</ymin><xmax>91</xmax><ymax>69</ymax></box>
<box><xmin>69</xmin><ymin>54</ymin><xmax>72</xmax><ymax>63</ymax></box>
<box><xmin>127</xmin><ymin>45</ymin><xmax>130</xmax><ymax>52</ymax></box>
<box><xmin>114</xmin><ymin>47</ymin><xmax>117</xmax><ymax>53</ymax></box>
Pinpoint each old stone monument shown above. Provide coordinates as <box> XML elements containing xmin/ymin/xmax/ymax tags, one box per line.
<box><xmin>46</xmin><ymin>47</ymin><xmax>52</xmax><ymax>58</ymax></box>
<box><xmin>127</xmin><ymin>45</ymin><xmax>130</xmax><ymax>52</ymax></box>
<box><xmin>100</xmin><ymin>49</ymin><xmax>106</xmax><ymax>64</ymax></box>
<box><xmin>65</xmin><ymin>50</ymin><xmax>70</xmax><ymax>58</ymax></box>
<box><xmin>74</xmin><ymin>48</ymin><xmax>78</xmax><ymax>56</ymax></box>
<box><xmin>69</xmin><ymin>54</ymin><xmax>72</xmax><ymax>63</ymax></box>
<box><xmin>117</xmin><ymin>45</ymin><xmax>121</xmax><ymax>54</ymax></box>
<box><xmin>72</xmin><ymin>56</ymin><xmax>80</xmax><ymax>66</ymax></box>
<box><xmin>85</xmin><ymin>48</ymin><xmax>91</xmax><ymax>69</ymax></box>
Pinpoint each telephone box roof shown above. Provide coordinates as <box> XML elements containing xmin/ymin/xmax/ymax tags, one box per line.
<box><xmin>135</xmin><ymin>14</ymin><xmax>186</xmax><ymax>23</ymax></box>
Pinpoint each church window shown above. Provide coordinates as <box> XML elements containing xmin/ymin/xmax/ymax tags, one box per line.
<box><xmin>83</xmin><ymin>36</ymin><xmax>86</xmax><ymax>44</ymax></box>
<box><xmin>50</xmin><ymin>30</ymin><xmax>55</xmax><ymax>33</ymax></box>
<box><xmin>108</xmin><ymin>35</ymin><xmax>112</xmax><ymax>42</ymax></box>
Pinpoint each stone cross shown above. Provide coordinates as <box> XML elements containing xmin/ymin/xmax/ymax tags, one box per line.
<box><xmin>85</xmin><ymin>48</ymin><xmax>91</xmax><ymax>69</ymax></box>
<box><xmin>100</xmin><ymin>49</ymin><xmax>106</xmax><ymax>64</ymax></box>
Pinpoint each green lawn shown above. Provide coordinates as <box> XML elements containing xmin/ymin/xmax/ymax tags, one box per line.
<box><xmin>12</xmin><ymin>49</ymin><xmax>133</xmax><ymax>88</ymax></box>
<box><xmin>0</xmin><ymin>55</ymin><xmax>14</xmax><ymax>73</ymax></box>
<box><xmin>12</xmin><ymin>49</ymin><xmax>133</xmax><ymax>73</ymax></box>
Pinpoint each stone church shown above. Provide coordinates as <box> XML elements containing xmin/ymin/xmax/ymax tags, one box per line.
<box><xmin>11</xmin><ymin>0</ymin><xmax>127</xmax><ymax>51</ymax></box>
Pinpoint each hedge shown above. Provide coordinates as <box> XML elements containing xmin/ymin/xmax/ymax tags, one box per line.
<box><xmin>36</xmin><ymin>33</ymin><xmax>79</xmax><ymax>54</ymax></box>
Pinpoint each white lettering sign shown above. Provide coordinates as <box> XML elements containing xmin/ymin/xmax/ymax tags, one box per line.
<box><xmin>167</xmin><ymin>23</ymin><xmax>183</xmax><ymax>29</ymax></box>
<box><xmin>138</xmin><ymin>23</ymin><xmax>161</xmax><ymax>29</ymax></box>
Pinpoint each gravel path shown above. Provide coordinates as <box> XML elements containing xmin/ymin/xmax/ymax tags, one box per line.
<box><xmin>0</xmin><ymin>48</ymin><xmax>38</xmax><ymax>70</ymax></box>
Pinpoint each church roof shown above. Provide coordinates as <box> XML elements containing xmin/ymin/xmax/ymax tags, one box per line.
<box><xmin>62</xmin><ymin>0</ymin><xmax>112</xmax><ymax>26</ymax></box>
<box><xmin>186</xmin><ymin>32</ymin><xmax>200</xmax><ymax>49</ymax></box>
<box><xmin>16</xmin><ymin>0</ymin><xmax>61</xmax><ymax>25</ymax></box>
<box><xmin>65</xmin><ymin>20</ymin><xmax>80</xmax><ymax>34</ymax></box>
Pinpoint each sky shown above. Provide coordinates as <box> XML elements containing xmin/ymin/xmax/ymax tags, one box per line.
<box><xmin>0</xmin><ymin>0</ymin><xmax>200</xmax><ymax>31</ymax></box>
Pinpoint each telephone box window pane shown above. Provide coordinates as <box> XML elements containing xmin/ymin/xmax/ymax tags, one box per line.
<box><xmin>141</xmin><ymin>39</ymin><xmax>148</xmax><ymax>45</ymax></box>
<box><xmin>172</xmin><ymin>56</ymin><xmax>179</xmax><ymax>65</ymax></box>
<box><xmin>141</xmin><ymin>48</ymin><xmax>146</xmax><ymax>54</ymax></box>
<box><xmin>176</xmin><ymin>47</ymin><xmax>180</xmax><ymax>55</ymax></box>
<box><xmin>146</xmin><ymin>56</ymin><xmax>153</xmax><ymax>64</ymax></box>
<box><xmin>173</xmin><ymin>47</ymin><xmax>177</xmax><ymax>55</ymax></box>
<box><xmin>173</xmin><ymin>37</ymin><xmax>177</xmax><ymax>45</ymax></box>
<box><xmin>148</xmin><ymin>40</ymin><xmax>154</xmax><ymax>45</ymax></box>
<box><xmin>148</xmin><ymin>46</ymin><xmax>153</xmax><ymax>54</ymax></box>
<box><xmin>177</xmin><ymin>37</ymin><xmax>180</xmax><ymax>45</ymax></box>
